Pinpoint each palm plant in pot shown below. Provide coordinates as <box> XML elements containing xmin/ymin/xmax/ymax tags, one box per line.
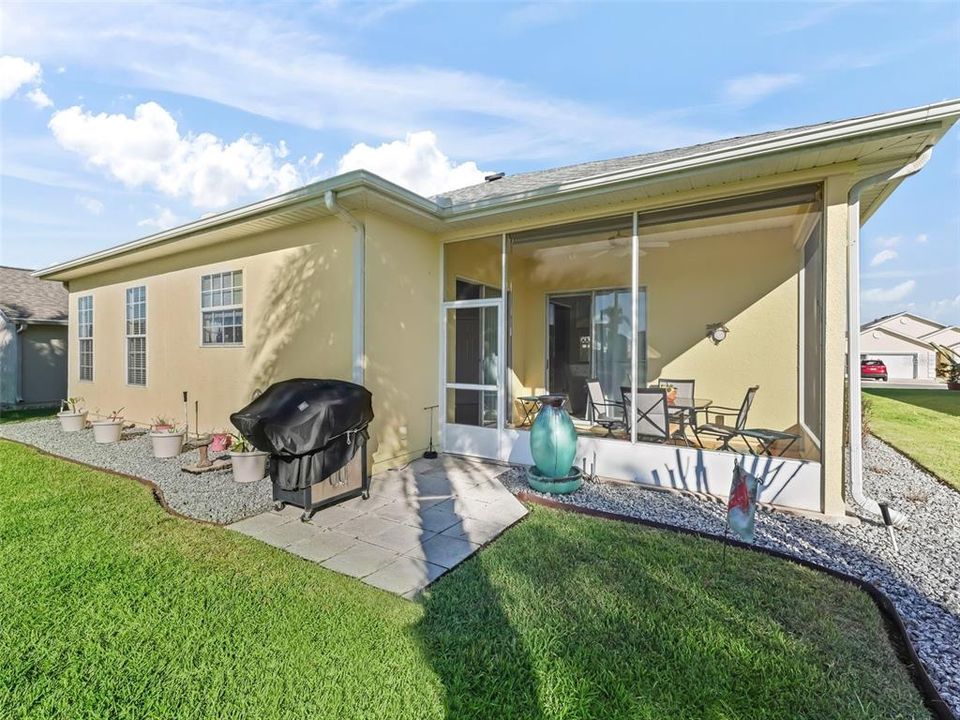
<box><xmin>150</xmin><ymin>416</ymin><xmax>185</xmax><ymax>458</ymax></box>
<box><xmin>91</xmin><ymin>407</ymin><xmax>125</xmax><ymax>444</ymax></box>
<box><xmin>57</xmin><ymin>397</ymin><xmax>87</xmax><ymax>432</ymax></box>
<box><xmin>229</xmin><ymin>434</ymin><xmax>268</xmax><ymax>484</ymax></box>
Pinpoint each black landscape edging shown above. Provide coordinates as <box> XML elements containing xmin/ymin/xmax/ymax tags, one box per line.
<box><xmin>516</xmin><ymin>491</ymin><xmax>956</xmax><ymax>720</ymax></box>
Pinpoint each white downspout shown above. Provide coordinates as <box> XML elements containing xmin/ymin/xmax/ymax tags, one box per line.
<box><xmin>324</xmin><ymin>190</ymin><xmax>365</xmax><ymax>386</ymax></box>
<box><xmin>846</xmin><ymin>147</ymin><xmax>932</xmax><ymax>527</ymax></box>
<box><xmin>15</xmin><ymin>322</ymin><xmax>26</xmax><ymax>404</ymax></box>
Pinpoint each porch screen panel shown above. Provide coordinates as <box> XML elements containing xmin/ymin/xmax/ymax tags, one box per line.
<box><xmin>445</xmin><ymin>304</ymin><xmax>499</xmax><ymax>427</ymax></box>
<box><xmin>802</xmin><ymin>224</ymin><xmax>824</xmax><ymax>442</ymax></box>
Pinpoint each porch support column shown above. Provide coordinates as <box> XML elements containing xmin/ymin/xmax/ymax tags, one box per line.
<box><xmin>820</xmin><ymin>176</ymin><xmax>852</xmax><ymax>517</ymax></box>
<box><xmin>630</xmin><ymin>211</ymin><xmax>639</xmax><ymax>445</ymax></box>
<box><xmin>500</xmin><ymin>233</ymin><xmax>508</xmax><ymax>438</ymax></box>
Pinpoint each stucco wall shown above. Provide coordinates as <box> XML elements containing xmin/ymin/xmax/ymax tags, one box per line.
<box><xmin>363</xmin><ymin>213</ymin><xmax>440</xmax><ymax>468</ymax></box>
<box><xmin>20</xmin><ymin>324</ymin><xmax>68</xmax><ymax>403</ymax></box>
<box><xmin>68</xmin><ymin>217</ymin><xmax>355</xmax><ymax>430</ymax></box>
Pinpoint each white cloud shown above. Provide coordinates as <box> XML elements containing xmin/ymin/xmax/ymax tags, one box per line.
<box><xmin>862</xmin><ymin>280</ymin><xmax>916</xmax><ymax>303</ymax></box>
<box><xmin>915</xmin><ymin>233</ymin><xmax>928</xmax><ymax>244</ymax></box>
<box><xmin>75</xmin><ymin>195</ymin><xmax>104</xmax><ymax>215</ymax></box>
<box><xmin>337</xmin><ymin>131</ymin><xmax>487</xmax><ymax>196</ymax></box>
<box><xmin>137</xmin><ymin>206</ymin><xmax>181</xmax><ymax>230</ymax></box>
<box><xmin>48</xmin><ymin>101</ymin><xmax>304</xmax><ymax>209</ymax></box>
<box><xmin>869</xmin><ymin>249</ymin><xmax>898</xmax><ymax>267</ymax></box>
<box><xmin>0</xmin><ymin>55</ymin><xmax>42</xmax><ymax>100</ymax></box>
<box><xmin>930</xmin><ymin>294</ymin><xmax>960</xmax><ymax>318</ymax></box>
<box><xmin>873</xmin><ymin>235</ymin><xmax>901</xmax><ymax>248</ymax></box>
<box><xmin>722</xmin><ymin>73</ymin><xmax>803</xmax><ymax>106</ymax></box>
<box><xmin>0</xmin><ymin>3</ymin><xmax>721</xmax><ymax>164</ymax></box>
<box><xmin>25</xmin><ymin>87</ymin><xmax>53</xmax><ymax>109</ymax></box>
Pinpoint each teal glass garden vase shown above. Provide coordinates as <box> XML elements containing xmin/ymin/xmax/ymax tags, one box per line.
<box><xmin>529</xmin><ymin>395</ymin><xmax>577</xmax><ymax>478</ymax></box>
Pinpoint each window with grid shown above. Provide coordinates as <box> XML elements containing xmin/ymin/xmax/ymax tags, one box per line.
<box><xmin>78</xmin><ymin>295</ymin><xmax>93</xmax><ymax>380</ymax></box>
<box><xmin>126</xmin><ymin>286</ymin><xmax>147</xmax><ymax>385</ymax></box>
<box><xmin>201</xmin><ymin>270</ymin><xmax>243</xmax><ymax>345</ymax></box>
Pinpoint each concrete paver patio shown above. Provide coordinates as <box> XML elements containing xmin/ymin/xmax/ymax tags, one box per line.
<box><xmin>227</xmin><ymin>455</ymin><xmax>527</xmax><ymax>598</ymax></box>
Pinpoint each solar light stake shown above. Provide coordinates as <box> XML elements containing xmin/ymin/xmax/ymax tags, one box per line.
<box><xmin>423</xmin><ymin>404</ymin><xmax>438</xmax><ymax>459</ymax></box>
<box><xmin>879</xmin><ymin>502</ymin><xmax>899</xmax><ymax>553</ymax></box>
<box><xmin>182</xmin><ymin>391</ymin><xmax>189</xmax><ymax>438</ymax></box>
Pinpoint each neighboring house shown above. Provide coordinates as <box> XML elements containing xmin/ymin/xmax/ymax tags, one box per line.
<box><xmin>34</xmin><ymin>100</ymin><xmax>960</xmax><ymax>519</ymax></box>
<box><xmin>0</xmin><ymin>266</ymin><xmax>69</xmax><ymax>406</ymax></box>
<box><xmin>860</xmin><ymin>311</ymin><xmax>960</xmax><ymax>380</ymax></box>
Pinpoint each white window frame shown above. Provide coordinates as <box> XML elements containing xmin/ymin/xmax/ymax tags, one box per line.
<box><xmin>125</xmin><ymin>285</ymin><xmax>147</xmax><ymax>387</ymax></box>
<box><xmin>78</xmin><ymin>295</ymin><xmax>94</xmax><ymax>382</ymax></box>
<box><xmin>200</xmin><ymin>270</ymin><xmax>244</xmax><ymax>347</ymax></box>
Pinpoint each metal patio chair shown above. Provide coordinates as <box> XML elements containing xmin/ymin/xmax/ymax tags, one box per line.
<box><xmin>621</xmin><ymin>387</ymin><xmax>670</xmax><ymax>442</ymax></box>
<box><xmin>693</xmin><ymin>385</ymin><xmax>759</xmax><ymax>450</ymax></box>
<box><xmin>585</xmin><ymin>379</ymin><xmax>625</xmax><ymax>437</ymax></box>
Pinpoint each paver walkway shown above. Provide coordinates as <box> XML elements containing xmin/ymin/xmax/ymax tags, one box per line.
<box><xmin>227</xmin><ymin>455</ymin><xmax>527</xmax><ymax>598</ymax></box>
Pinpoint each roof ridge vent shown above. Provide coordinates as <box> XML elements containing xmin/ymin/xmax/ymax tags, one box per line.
<box><xmin>484</xmin><ymin>172</ymin><xmax>505</xmax><ymax>182</ymax></box>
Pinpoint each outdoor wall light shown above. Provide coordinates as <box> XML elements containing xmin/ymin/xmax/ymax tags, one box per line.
<box><xmin>707</xmin><ymin>323</ymin><xmax>730</xmax><ymax>345</ymax></box>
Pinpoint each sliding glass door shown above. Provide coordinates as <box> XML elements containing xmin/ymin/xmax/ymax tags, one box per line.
<box><xmin>547</xmin><ymin>288</ymin><xmax>646</xmax><ymax>418</ymax></box>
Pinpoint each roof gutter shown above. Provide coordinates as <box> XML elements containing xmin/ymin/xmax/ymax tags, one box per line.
<box><xmin>846</xmin><ymin>147</ymin><xmax>932</xmax><ymax>527</ymax></box>
<box><xmin>324</xmin><ymin>190</ymin><xmax>365</xmax><ymax>386</ymax></box>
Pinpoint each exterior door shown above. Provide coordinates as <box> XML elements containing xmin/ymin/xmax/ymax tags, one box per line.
<box><xmin>442</xmin><ymin>299</ymin><xmax>502</xmax><ymax>458</ymax></box>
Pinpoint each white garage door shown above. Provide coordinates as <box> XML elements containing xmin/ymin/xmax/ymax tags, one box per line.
<box><xmin>870</xmin><ymin>354</ymin><xmax>917</xmax><ymax>379</ymax></box>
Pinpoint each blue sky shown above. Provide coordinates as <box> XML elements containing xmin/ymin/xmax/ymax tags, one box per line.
<box><xmin>1</xmin><ymin>1</ymin><xmax>958</xmax><ymax>323</ymax></box>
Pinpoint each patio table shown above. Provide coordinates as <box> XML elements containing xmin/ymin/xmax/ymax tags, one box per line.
<box><xmin>516</xmin><ymin>396</ymin><xmax>542</xmax><ymax>427</ymax></box>
<box><xmin>668</xmin><ymin>397</ymin><xmax>712</xmax><ymax>445</ymax></box>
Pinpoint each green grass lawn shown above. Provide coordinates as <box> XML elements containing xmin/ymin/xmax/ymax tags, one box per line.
<box><xmin>0</xmin><ymin>406</ymin><xmax>57</xmax><ymax>424</ymax></box>
<box><xmin>0</xmin><ymin>440</ymin><xmax>928</xmax><ymax>719</ymax></box>
<box><xmin>864</xmin><ymin>388</ymin><xmax>960</xmax><ymax>491</ymax></box>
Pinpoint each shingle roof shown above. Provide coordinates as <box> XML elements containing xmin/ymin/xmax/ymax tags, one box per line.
<box><xmin>0</xmin><ymin>266</ymin><xmax>68</xmax><ymax>323</ymax></box>
<box><xmin>431</xmin><ymin>113</ymin><xmax>873</xmax><ymax>207</ymax></box>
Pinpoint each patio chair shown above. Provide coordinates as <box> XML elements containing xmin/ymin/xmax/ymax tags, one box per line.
<box><xmin>620</xmin><ymin>387</ymin><xmax>670</xmax><ymax>442</ymax></box>
<box><xmin>585</xmin><ymin>379</ymin><xmax>625</xmax><ymax>437</ymax></box>
<box><xmin>693</xmin><ymin>385</ymin><xmax>759</xmax><ymax>450</ymax></box>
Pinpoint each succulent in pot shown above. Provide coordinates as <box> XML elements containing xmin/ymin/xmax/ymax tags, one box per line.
<box><xmin>91</xmin><ymin>407</ymin><xmax>125</xmax><ymax>444</ymax></box>
<box><xmin>229</xmin><ymin>434</ymin><xmax>268</xmax><ymax>484</ymax></box>
<box><xmin>662</xmin><ymin>384</ymin><xmax>678</xmax><ymax>405</ymax></box>
<box><xmin>150</xmin><ymin>416</ymin><xmax>185</xmax><ymax>458</ymax></box>
<box><xmin>57</xmin><ymin>397</ymin><xmax>88</xmax><ymax>432</ymax></box>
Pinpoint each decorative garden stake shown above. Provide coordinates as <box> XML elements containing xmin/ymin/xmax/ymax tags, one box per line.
<box><xmin>526</xmin><ymin>394</ymin><xmax>582</xmax><ymax>494</ymax></box>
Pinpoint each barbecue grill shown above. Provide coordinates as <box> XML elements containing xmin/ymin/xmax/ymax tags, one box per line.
<box><xmin>230</xmin><ymin>378</ymin><xmax>374</xmax><ymax>522</ymax></box>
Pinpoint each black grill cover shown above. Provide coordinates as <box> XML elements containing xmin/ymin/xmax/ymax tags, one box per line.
<box><xmin>230</xmin><ymin>379</ymin><xmax>373</xmax><ymax>457</ymax></box>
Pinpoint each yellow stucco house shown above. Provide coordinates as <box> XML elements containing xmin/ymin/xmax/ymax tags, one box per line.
<box><xmin>36</xmin><ymin>100</ymin><xmax>960</xmax><ymax>520</ymax></box>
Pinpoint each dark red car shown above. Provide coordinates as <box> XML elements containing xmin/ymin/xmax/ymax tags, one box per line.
<box><xmin>861</xmin><ymin>359</ymin><xmax>888</xmax><ymax>381</ymax></box>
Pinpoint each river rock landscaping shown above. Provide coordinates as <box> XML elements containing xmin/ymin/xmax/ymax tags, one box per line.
<box><xmin>0</xmin><ymin>419</ymin><xmax>270</xmax><ymax>524</ymax></box>
<box><xmin>500</xmin><ymin>434</ymin><xmax>960</xmax><ymax>716</ymax></box>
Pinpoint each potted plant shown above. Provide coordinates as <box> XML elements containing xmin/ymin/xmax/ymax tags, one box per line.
<box><xmin>662</xmin><ymin>384</ymin><xmax>678</xmax><ymax>405</ymax></box>
<box><xmin>229</xmin><ymin>434</ymin><xmax>268</xmax><ymax>484</ymax></box>
<box><xmin>209</xmin><ymin>432</ymin><xmax>232</xmax><ymax>454</ymax></box>
<box><xmin>91</xmin><ymin>407</ymin><xmax>125</xmax><ymax>444</ymax></box>
<box><xmin>150</xmin><ymin>416</ymin><xmax>185</xmax><ymax>458</ymax></box>
<box><xmin>57</xmin><ymin>397</ymin><xmax>87</xmax><ymax>432</ymax></box>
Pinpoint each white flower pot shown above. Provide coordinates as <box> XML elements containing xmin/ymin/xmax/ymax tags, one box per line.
<box><xmin>58</xmin><ymin>410</ymin><xmax>87</xmax><ymax>432</ymax></box>
<box><xmin>151</xmin><ymin>432</ymin><xmax>185</xmax><ymax>458</ymax></box>
<box><xmin>230</xmin><ymin>450</ymin><xmax>268</xmax><ymax>484</ymax></box>
<box><xmin>92</xmin><ymin>420</ymin><xmax>124</xmax><ymax>444</ymax></box>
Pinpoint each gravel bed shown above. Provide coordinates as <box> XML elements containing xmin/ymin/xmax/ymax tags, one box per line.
<box><xmin>0</xmin><ymin>419</ymin><xmax>271</xmax><ymax>524</ymax></box>
<box><xmin>500</xmin><ymin>435</ymin><xmax>960</xmax><ymax>716</ymax></box>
